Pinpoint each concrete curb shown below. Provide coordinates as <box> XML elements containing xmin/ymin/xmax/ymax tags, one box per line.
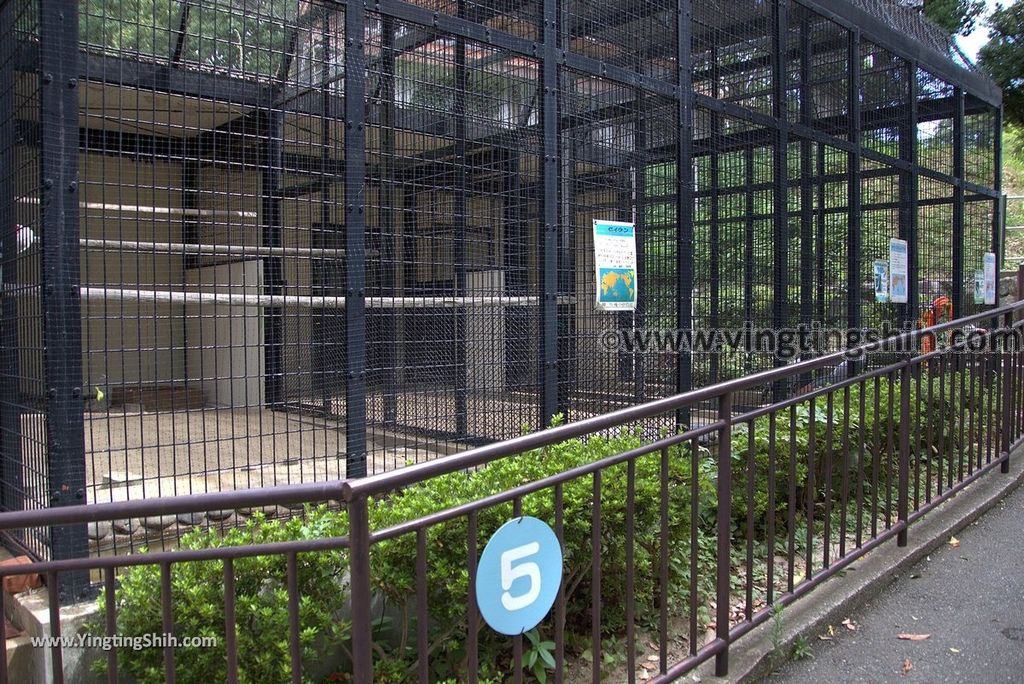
<box><xmin>697</xmin><ymin>452</ymin><xmax>1024</xmax><ymax>684</ymax></box>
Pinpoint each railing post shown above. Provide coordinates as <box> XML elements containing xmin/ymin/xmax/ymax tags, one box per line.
<box><xmin>897</xmin><ymin>362</ymin><xmax>910</xmax><ymax>547</ymax></box>
<box><xmin>715</xmin><ymin>391</ymin><xmax>733</xmax><ymax>676</ymax></box>
<box><xmin>1001</xmin><ymin>310</ymin><xmax>1014</xmax><ymax>473</ymax></box>
<box><xmin>348</xmin><ymin>495</ymin><xmax>374</xmax><ymax>683</ymax></box>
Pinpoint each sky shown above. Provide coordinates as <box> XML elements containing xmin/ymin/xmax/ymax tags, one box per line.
<box><xmin>955</xmin><ymin>0</ymin><xmax>1003</xmax><ymax>61</ymax></box>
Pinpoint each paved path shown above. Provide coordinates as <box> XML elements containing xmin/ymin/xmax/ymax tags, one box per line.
<box><xmin>765</xmin><ymin>481</ymin><xmax>1024</xmax><ymax>684</ymax></box>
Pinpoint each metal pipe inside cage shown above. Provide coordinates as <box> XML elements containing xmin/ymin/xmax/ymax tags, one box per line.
<box><xmin>78</xmin><ymin>238</ymin><xmax>359</xmax><ymax>260</ymax></box>
<box><xmin>78</xmin><ymin>287</ymin><xmax>550</xmax><ymax>309</ymax></box>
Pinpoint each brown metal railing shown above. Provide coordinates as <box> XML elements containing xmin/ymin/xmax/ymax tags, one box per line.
<box><xmin>1</xmin><ymin>300</ymin><xmax>1023</xmax><ymax>683</ymax></box>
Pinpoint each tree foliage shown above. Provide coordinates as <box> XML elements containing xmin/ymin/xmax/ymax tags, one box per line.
<box><xmin>921</xmin><ymin>0</ymin><xmax>986</xmax><ymax>37</ymax></box>
<box><xmin>979</xmin><ymin>1</ymin><xmax>1024</xmax><ymax>128</ymax></box>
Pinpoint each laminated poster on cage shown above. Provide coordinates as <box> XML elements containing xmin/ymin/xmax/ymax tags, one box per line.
<box><xmin>984</xmin><ymin>252</ymin><xmax>997</xmax><ymax>305</ymax></box>
<box><xmin>593</xmin><ymin>219</ymin><xmax>638</xmax><ymax>312</ymax></box>
<box><xmin>888</xmin><ymin>238</ymin><xmax>908</xmax><ymax>304</ymax></box>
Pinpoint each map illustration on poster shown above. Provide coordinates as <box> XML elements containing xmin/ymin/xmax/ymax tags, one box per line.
<box><xmin>593</xmin><ymin>219</ymin><xmax>638</xmax><ymax>311</ymax></box>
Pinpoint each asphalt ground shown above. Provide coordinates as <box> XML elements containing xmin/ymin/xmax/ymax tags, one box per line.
<box><xmin>764</xmin><ymin>480</ymin><xmax>1024</xmax><ymax>684</ymax></box>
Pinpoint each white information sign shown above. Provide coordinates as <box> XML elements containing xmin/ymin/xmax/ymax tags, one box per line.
<box><xmin>889</xmin><ymin>238</ymin><xmax>908</xmax><ymax>304</ymax></box>
<box><xmin>593</xmin><ymin>219</ymin><xmax>638</xmax><ymax>312</ymax></box>
<box><xmin>984</xmin><ymin>252</ymin><xmax>997</xmax><ymax>306</ymax></box>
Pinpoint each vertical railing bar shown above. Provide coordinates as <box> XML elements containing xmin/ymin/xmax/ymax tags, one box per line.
<box><xmin>48</xmin><ymin>571</ymin><xmax>64</xmax><ymax>684</ymax></box>
<box><xmin>823</xmin><ymin>392</ymin><xmax>834</xmax><ymax>568</ymax></box>
<box><xmin>967</xmin><ymin>352</ymin><xmax>978</xmax><ymax>476</ymax></box>
<box><xmin>1003</xmin><ymin>315</ymin><xmax>1015</xmax><ymax>473</ymax></box>
<box><xmin>805</xmin><ymin>397</ymin><xmax>816</xmax><ymax>579</ymax></box>
<box><xmin>913</xmin><ymin>359</ymin><xmax>922</xmax><ymax>511</ymax></box>
<box><xmin>787</xmin><ymin>404</ymin><xmax>797</xmax><ymax>592</ymax></box>
<box><xmin>159</xmin><ymin>563</ymin><xmax>174</xmax><ymax>684</ymax></box>
<box><xmin>223</xmin><ymin>559</ymin><xmax>238</xmax><ymax>684</ymax></box>
<box><xmin>287</xmin><ymin>552</ymin><xmax>301</xmax><ymax>684</ymax></box>
<box><xmin>839</xmin><ymin>386</ymin><xmax>851</xmax><ymax>559</ymax></box>
<box><xmin>937</xmin><ymin>353</ymin><xmax>948</xmax><ymax>494</ymax></box>
<box><xmin>590</xmin><ymin>470</ymin><xmax>602</xmax><ymax>684</ymax></box>
<box><xmin>467</xmin><ymin>510</ymin><xmax>479</xmax><ymax>683</ymax></box>
<box><xmin>957</xmin><ymin>354</ymin><xmax>968</xmax><ymax>482</ymax></box>
<box><xmin>0</xmin><ymin>588</ymin><xmax>8</xmax><ymax>684</ymax></box>
<box><xmin>897</xmin><ymin>363</ymin><xmax>911</xmax><ymax>547</ymax></box>
<box><xmin>885</xmin><ymin>375</ymin><xmax>895</xmax><ymax>530</ymax></box>
<box><xmin>744</xmin><ymin>420</ymin><xmax>755</xmax><ymax>621</ymax></box>
<box><xmin>856</xmin><ymin>379</ymin><xmax>866</xmax><ymax>547</ymax></box>
<box><xmin>349</xmin><ymin>496</ymin><xmax>374</xmax><ymax>683</ymax></box>
<box><xmin>925</xmin><ymin>356</ymin><xmax>934</xmax><ymax>504</ymax></box>
<box><xmin>688</xmin><ymin>440</ymin><xmax>698</xmax><ymax>657</ymax></box>
<box><xmin>871</xmin><ymin>377</ymin><xmax>881</xmax><ymax>538</ymax></box>
<box><xmin>766</xmin><ymin>415</ymin><xmax>777</xmax><ymax>605</ymax></box>
<box><xmin>554</xmin><ymin>483</ymin><xmax>566</xmax><ymax>684</ymax></box>
<box><xmin>416</xmin><ymin>529</ymin><xmax>429</xmax><ymax>683</ymax></box>
<box><xmin>662</xmin><ymin>445</ymin><xmax>671</xmax><ymax>670</ymax></box>
<box><xmin>104</xmin><ymin>566</ymin><xmax>118</xmax><ymax>684</ymax></box>
<box><xmin>714</xmin><ymin>392</ymin><xmax>733</xmax><ymax>677</ymax></box>
<box><xmin>625</xmin><ymin>458</ymin><xmax>637</xmax><ymax>683</ymax></box>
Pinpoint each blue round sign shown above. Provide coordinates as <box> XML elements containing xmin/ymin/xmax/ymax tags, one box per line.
<box><xmin>475</xmin><ymin>516</ymin><xmax>563</xmax><ymax>636</ymax></box>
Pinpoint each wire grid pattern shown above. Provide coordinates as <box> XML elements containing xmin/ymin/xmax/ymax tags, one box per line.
<box><xmin>0</xmin><ymin>0</ymin><xmax>1004</xmax><ymax>563</ymax></box>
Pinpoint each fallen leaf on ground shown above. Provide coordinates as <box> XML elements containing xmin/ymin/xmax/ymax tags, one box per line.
<box><xmin>948</xmin><ymin>536</ymin><xmax>960</xmax><ymax>548</ymax></box>
<box><xmin>902</xmin><ymin>659</ymin><xmax>913</xmax><ymax>676</ymax></box>
<box><xmin>949</xmin><ymin>647</ymin><xmax>961</xmax><ymax>654</ymax></box>
<box><xmin>897</xmin><ymin>633</ymin><xmax>931</xmax><ymax>641</ymax></box>
<box><xmin>842</xmin><ymin>618</ymin><xmax>857</xmax><ymax>631</ymax></box>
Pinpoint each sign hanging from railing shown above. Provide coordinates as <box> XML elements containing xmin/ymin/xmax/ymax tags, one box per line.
<box><xmin>593</xmin><ymin>219</ymin><xmax>638</xmax><ymax>312</ymax></box>
<box><xmin>475</xmin><ymin>516</ymin><xmax>563</xmax><ymax>635</ymax></box>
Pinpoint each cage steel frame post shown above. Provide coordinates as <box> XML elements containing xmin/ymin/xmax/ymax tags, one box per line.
<box><xmin>539</xmin><ymin>0</ymin><xmax>560</xmax><ymax>427</ymax></box>
<box><xmin>952</xmin><ymin>87</ymin><xmax>965</xmax><ymax>318</ymax></box>
<box><xmin>632</xmin><ymin>96</ymin><xmax>646</xmax><ymax>405</ymax></box>
<box><xmin>899</xmin><ymin>60</ymin><xmax>919</xmax><ymax>329</ymax></box>
<box><xmin>0</xmin><ymin>0</ymin><xmax>22</xmax><ymax>517</ymax></box>
<box><xmin>709</xmin><ymin>50</ymin><xmax>722</xmax><ymax>386</ymax></box>
<box><xmin>454</xmin><ymin>2</ymin><xmax>469</xmax><ymax>439</ymax></box>
<box><xmin>798</xmin><ymin>14</ymin><xmax>814</xmax><ymax>385</ymax></box>
<box><xmin>847</xmin><ymin>31</ymin><xmax>862</xmax><ymax>368</ymax></box>
<box><xmin>344</xmin><ymin>3</ymin><xmax>368</xmax><ymax>478</ymax></box>
<box><xmin>675</xmin><ymin>0</ymin><xmax>694</xmax><ymax>427</ymax></box>
<box><xmin>771</xmin><ymin>0</ymin><xmax>789</xmax><ymax>400</ymax></box>
<box><xmin>380</xmin><ymin>16</ymin><xmax>398</xmax><ymax>427</ymax></box>
<box><xmin>39</xmin><ymin>0</ymin><xmax>89</xmax><ymax>600</ymax></box>
<box><xmin>261</xmin><ymin>109</ymin><xmax>285</xmax><ymax>408</ymax></box>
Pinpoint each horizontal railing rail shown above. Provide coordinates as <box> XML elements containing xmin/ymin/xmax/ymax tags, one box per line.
<box><xmin>0</xmin><ymin>299</ymin><xmax>1022</xmax><ymax>684</ymax></box>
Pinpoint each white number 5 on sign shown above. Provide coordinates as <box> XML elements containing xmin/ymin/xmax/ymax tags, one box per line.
<box><xmin>500</xmin><ymin>542</ymin><xmax>541</xmax><ymax>611</ymax></box>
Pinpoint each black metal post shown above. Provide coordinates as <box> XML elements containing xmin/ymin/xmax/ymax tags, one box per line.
<box><xmin>816</xmin><ymin>142</ymin><xmax>827</xmax><ymax>324</ymax></box>
<box><xmin>952</xmin><ymin>87</ymin><xmax>965</xmax><ymax>318</ymax></box>
<box><xmin>633</xmin><ymin>93</ymin><xmax>646</xmax><ymax>404</ymax></box>
<box><xmin>380</xmin><ymin>17</ymin><xmax>398</xmax><ymax>426</ymax></box>
<box><xmin>993</xmin><ymin>104</ymin><xmax>1004</xmax><ymax>308</ymax></box>
<box><xmin>676</xmin><ymin>0</ymin><xmax>694</xmax><ymax>426</ymax></box>
<box><xmin>0</xmin><ymin>0</ymin><xmax>22</xmax><ymax>518</ymax></box>
<box><xmin>899</xmin><ymin>61</ymin><xmax>919</xmax><ymax>329</ymax></box>
<box><xmin>709</xmin><ymin>45</ymin><xmax>721</xmax><ymax>385</ymax></box>
<box><xmin>771</xmin><ymin>0</ymin><xmax>789</xmax><ymax>398</ymax></box>
<box><xmin>799</xmin><ymin>16</ymin><xmax>814</xmax><ymax>378</ymax></box>
<box><xmin>261</xmin><ymin>109</ymin><xmax>285</xmax><ymax>408</ymax></box>
<box><xmin>454</xmin><ymin>2</ymin><xmax>469</xmax><ymax>438</ymax></box>
<box><xmin>344</xmin><ymin>2</ymin><xmax>368</xmax><ymax>477</ymax></box>
<box><xmin>39</xmin><ymin>0</ymin><xmax>89</xmax><ymax>600</ymax></box>
<box><xmin>540</xmin><ymin>0</ymin><xmax>560</xmax><ymax>427</ymax></box>
<box><xmin>847</xmin><ymin>31</ymin><xmax>862</xmax><ymax>366</ymax></box>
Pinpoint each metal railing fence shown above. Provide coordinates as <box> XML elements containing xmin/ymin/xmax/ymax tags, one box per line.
<box><xmin>0</xmin><ymin>298</ymin><xmax>1023</xmax><ymax>683</ymax></box>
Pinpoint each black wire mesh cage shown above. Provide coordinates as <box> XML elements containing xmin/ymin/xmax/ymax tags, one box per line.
<box><xmin>0</xmin><ymin>0</ymin><xmax>1003</xmax><ymax>569</ymax></box>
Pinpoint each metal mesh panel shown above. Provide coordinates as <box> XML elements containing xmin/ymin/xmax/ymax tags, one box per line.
<box><xmin>0</xmin><ymin>0</ymin><xmax>49</xmax><ymax>559</ymax></box>
<box><xmin>0</xmin><ymin>0</ymin><xmax>1005</xmax><ymax>563</ymax></box>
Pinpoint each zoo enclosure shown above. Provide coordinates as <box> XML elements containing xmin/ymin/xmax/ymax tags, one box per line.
<box><xmin>0</xmin><ymin>0</ymin><xmax>1004</xmax><ymax>573</ymax></box>
<box><xmin>0</xmin><ymin>296</ymin><xmax>1022</xmax><ymax>682</ymax></box>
